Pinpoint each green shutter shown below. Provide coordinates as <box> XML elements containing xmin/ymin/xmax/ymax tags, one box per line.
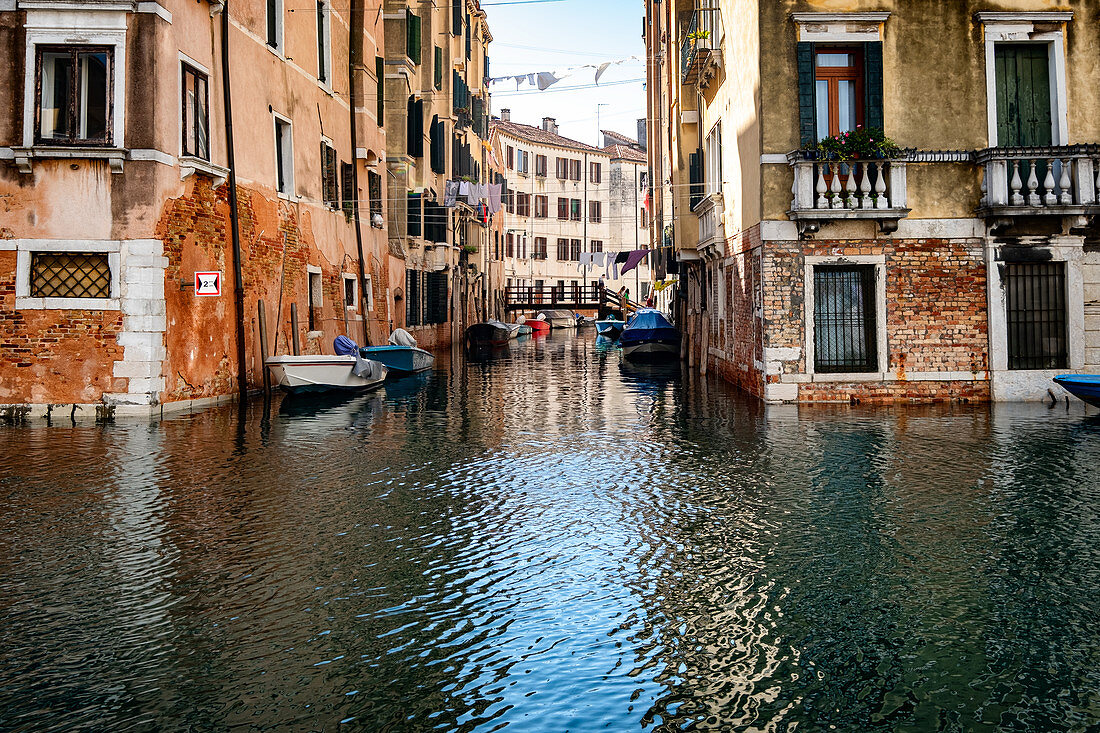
<box><xmin>797</xmin><ymin>42</ymin><xmax>816</xmax><ymax>148</ymax></box>
<box><xmin>434</xmin><ymin>46</ymin><xmax>443</xmax><ymax>89</ymax></box>
<box><xmin>996</xmin><ymin>44</ymin><xmax>1051</xmax><ymax>147</ymax></box>
<box><xmin>864</xmin><ymin>42</ymin><xmax>884</xmax><ymax>133</ymax></box>
<box><xmin>406</xmin><ymin>10</ymin><xmax>421</xmax><ymax>65</ymax></box>
<box><xmin>375</xmin><ymin>56</ymin><xmax>385</xmax><ymax>122</ymax></box>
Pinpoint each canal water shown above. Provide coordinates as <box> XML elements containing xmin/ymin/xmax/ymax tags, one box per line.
<box><xmin>1</xmin><ymin>331</ymin><xmax>1099</xmax><ymax>732</ymax></box>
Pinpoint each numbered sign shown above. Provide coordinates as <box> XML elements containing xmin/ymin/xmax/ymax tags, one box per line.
<box><xmin>194</xmin><ymin>271</ymin><xmax>222</xmax><ymax>297</ymax></box>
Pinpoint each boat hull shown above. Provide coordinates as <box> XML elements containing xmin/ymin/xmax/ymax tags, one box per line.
<box><xmin>621</xmin><ymin>339</ymin><xmax>680</xmax><ymax>362</ymax></box>
<box><xmin>527</xmin><ymin>320</ymin><xmax>551</xmax><ymax>334</ymax></box>
<box><xmin>466</xmin><ymin>322</ymin><xmax>511</xmax><ymax>346</ymax></box>
<box><xmin>360</xmin><ymin>345</ymin><xmax>435</xmax><ymax>376</ymax></box>
<box><xmin>595</xmin><ymin>320</ymin><xmax>625</xmax><ymax>339</ymax></box>
<box><xmin>266</xmin><ymin>355</ymin><xmax>387</xmax><ymax>393</ymax></box>
<box><xmin>1054</xmin><ymin>374</ymin><xmax>1100</xmax><ymax>408</ymax></box>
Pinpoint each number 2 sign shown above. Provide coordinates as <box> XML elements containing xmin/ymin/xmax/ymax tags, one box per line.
<box><xmin>194</xmin><ymin>271</ymin><xmax>221</xmax><ymax>297</ymax></box>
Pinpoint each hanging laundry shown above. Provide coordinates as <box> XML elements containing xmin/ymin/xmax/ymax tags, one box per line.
<box><xmin>444</xmin><ymin>180</ymin><xmax>460</xmax><ymax>208</ymax></box>
<box><xmin>592</xmin><ymin>251</ymin><xmax>607</xmax><ymax>268</ymax></box>
<box><xmin>594</xmin><ymin>62</ymin><xmax>612</xmax><ymax>85</ymax></box>
<box><xmin>536</xmin><ymin>72</ymin><xmax>561</xmax><ymax>91</ymax></box>
<box><xmin>487</xmin><ymin>183</ymin><xmax>502</xmax><ymax>214</ymax></box>
<box><xmin>458</xmin><ymin>181</ymin><xmax>470</xmax><ymax>197</ymax></box>
<box><xmin>620</xmin><ymin>249</ymin><xmax>650</xmax><ymax>276</ymax></box>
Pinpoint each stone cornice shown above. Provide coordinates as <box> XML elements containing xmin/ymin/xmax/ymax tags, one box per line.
<box><xmin>790</xmin><ymin>12</ymin><xmax>891</xmax><ymax>25</ymax></box>
<box><xmin>975</xmin><ymin>11</ymin><xmax>1074</xmax><ymax>24</ymax></box>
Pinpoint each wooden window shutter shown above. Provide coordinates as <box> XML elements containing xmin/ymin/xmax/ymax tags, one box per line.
<box><xmin>864</xmin><ymin>42</ymin><xmax>884</xmax><ymax>133</ymax></box>
<box><xmin>406</xmin><ymin>11</ymin><xmax>422</xmax><ymax>65</ymax></box>
<box><xmin>434</xmin><ymin>46</ymin><xmax>443</xmax><ymax>90</ymax></box>
<box><xmin>796</xmin><ymin>42</ymin><xmax>816</xmax><ymax>148</ymax></box>
<box><xmin>375</xmin><ymin>56</ymin><xmax>385</xmax><ymax>121</ymax></box>
<box><xmin>688</xmin><ymin>150</ymin><xmax>704</xmax><ymax>209</ymax></box>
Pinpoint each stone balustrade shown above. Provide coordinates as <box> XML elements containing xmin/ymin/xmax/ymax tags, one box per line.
<box><xmin>978</xmin><ymin>145</ymin><xmax>1100</xmax><ymax>215</ymax></box>
<box><xmin>789</xmin><ymin>156</ymin><xmax>909</xmax><ymax>223</ymax></box>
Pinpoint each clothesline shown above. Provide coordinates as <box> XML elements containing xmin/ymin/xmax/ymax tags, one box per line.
<box><xmin>488</xmin><ymin>55</ymin><xmax>643</xmax><ymax>91</ymax></box>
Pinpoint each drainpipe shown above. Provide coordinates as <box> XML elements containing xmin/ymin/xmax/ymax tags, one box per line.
<box><xmin>348</xmin><ymin>0</ymin><xmax>372</xmax><ymax>345</ymax></box>
<box><xmin>219</xmin><ymin>1</ymin><xmax>248</xmax><ymax>405</ymax></box>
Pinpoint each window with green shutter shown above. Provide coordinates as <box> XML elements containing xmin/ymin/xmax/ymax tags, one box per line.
<box><xmin>406</xmin><ymin>10</ymin><xmax>421</xmax><ymax>65</ymax></box>
<box><xmin>797</xmin><ymin>41</ymin><xmax>884</xmax><ymax>147</ymax></box>
<box><xmin>434</xmin><ymin>46</ymin><xmax>443</xmax><ymax>90</ymax></box>
<box><xmin>995</xmin><ymin>44</ymin><xmax>1052</xmax><ymax>147</ymax></box>
<box><xmin>375</xmin><ymin>56</ymin><xmax>384</xmax><ymax>123</ymax></box>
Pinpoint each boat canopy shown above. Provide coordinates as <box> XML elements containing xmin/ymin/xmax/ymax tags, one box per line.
<box><xmin>626</xmin><ymin>309</ymin><xmax>675</xmax><ymax>331</ymax></box>
<box><xmin>537</xmin><ymin>309</ymin><xmax>574</xmax><ymax>320</ymax></box>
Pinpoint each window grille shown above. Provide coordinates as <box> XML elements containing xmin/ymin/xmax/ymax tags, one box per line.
<box><xmin>1006</xmin><ymin>262</ymin><xmax>1067</xmax><ymax>370</ymax></box>
<box><xmin>813</xmin><ymin>265</ymin><xmax>877</xmax><ymax>373</ymax></box>
<box><xmin>31</xmin><ymin>253</ymin><xmax>111</xmax><ymax>298</ymax></box>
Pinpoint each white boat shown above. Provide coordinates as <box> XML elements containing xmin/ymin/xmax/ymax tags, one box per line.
<box><xmin>266</xmin><ymin>355</ymin><xmax>387</xmax><ymax>393</ymax></box>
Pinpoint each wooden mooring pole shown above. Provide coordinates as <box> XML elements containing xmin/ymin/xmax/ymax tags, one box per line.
<box><xmin>290</xmin><ymin>303</ymin><xmax>300</xmax><ymax>356</ymax></box>
<box><xmin>258</xmin><ymin>299</ymin><xmax>271</xmax><ymax>396</ymax></box>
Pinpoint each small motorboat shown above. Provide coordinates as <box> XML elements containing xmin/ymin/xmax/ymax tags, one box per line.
<box><xmin>527</xmin><ymin>318</ymin><xmax>551</xmax><ymax>335</ymax></box>
<box><xmin>535</xmin><ymin>309</ymin><xmax>577</xmax><ymax>329</ymax></box>
<box><xmin>512</xmin><ymin>323</ymin><xmax>533</xmax><ymax>336</ymax></box>
<box><xmin>266</xmin><ymin>354</ymin><xmax>387</xmax><ymax>393</ymax></box>
<box><xmin>595</xmin><ymin>317</ymin><xmax>626</xmax><ymax>339</ymax></box>
<box><xmin>360</xmin><ymin>344</ymin><xmax>434</xmax><ymax>377</ymax></box>
<box><xmin>466</xmin><ymin>320</ymin><xmax>512</xmax><ymax>346</ymax></box>
<box><xmin>620</xmin><ymin>309</ymin><xmax>681</xmax><ymax>362</ymax></box>
<box><xmin>576</xmin><ymin>316</ymin><xmax>597</xmax><ymax>328</ymax></box>
<box><xmin>1053</xmin><ymin>374</ymin><xmax>1100</xmax><ymax>408</ymax></box>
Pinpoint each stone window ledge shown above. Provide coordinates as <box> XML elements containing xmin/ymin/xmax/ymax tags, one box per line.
<box><xmin>11</xmin><ymin>146</ymin><xmax>126</xmax><ymax>174</ymax></box>
<box><xmin>16</xmin><ymin>297</ymin><xmax>120</xmax><ymax>311</ymax></box>
<box><xmin>180</xmin><ymin>155</ymin><xmax>229</xmax><ymax>186</ymax></box>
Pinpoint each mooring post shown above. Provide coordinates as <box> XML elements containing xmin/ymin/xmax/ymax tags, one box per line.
<box><xmin>258</xmin><ymin>299</ymin><xmax>270</xmax><ymax>396</ymax></box>
<box><xmin>290</xmin><ymin>303</ymin><xmax>300</xmax><ymax>356</ymax></box>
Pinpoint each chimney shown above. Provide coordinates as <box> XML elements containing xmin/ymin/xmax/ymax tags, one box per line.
<box><xmin>542</xmin><ymin>117</ymin><xmax>557</xmax><ymax>135</ymax></box>
<box><xmin>501</xmin><ymin>108</ymin><xmax>511</xmax><ymax>122</ymax></box>
<box><xmin>637</xmin><ymin>118</ymin><xmax>647</xmax><ymax>150</ymax></box>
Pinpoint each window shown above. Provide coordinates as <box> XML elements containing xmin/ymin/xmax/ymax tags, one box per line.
<box><xmin>590</xmin><ymin>162</ymin><xmax>601</xmax><ymax>183</ymax></box>
<box><xmin>569</xmin><ymin>199</ymin><xmax>581</xmax><ymax>221</ymax></box>
<box><xmin>516</xmin><ymin>193</ymin><xmax>530</xmax><ymax>217</ymax></box>
<box><xmin>406</xmin><ymin>269</ymin><xmax>421</xmax><ymax>326</ymax></box>
<box><xmin>556</xmin><ymin>157</ymin><xmax>567</xmax><ymax>179</ymax></box>
<box><xmin>368</xmin><ymin>170</ymin><xmax>382</xmax><ymax>224</ymax></box>
<box><xmin>536</xmin><ymin>155</ymin><xmax>547</xmax><ymax>177</ymax></box>
<box><xmin>30</xmin><ymin>253</ymin><xmax>111</xmax><ymax>299</ymax></box>
<box><xmin>316</xmin><ymin>1</ymin><xmax>331</xmax><ymax>84</ymax></box>
<box><xmin>813</xmin><ymin>265</ymin><xmax>878</xmax><ymax>373</ymax></box>
<box><xmin>340</xmin><ymin>161</ymin><xmax>354</xmax><ymax>220</ymax></box>
<box><xmin>343</xmin><ymin>273</ymin><xmax>357</xmax><ymax>309</ymax></box>
<box><xmin>506</xmin><ymin>232</ymin><xmax>514</xmax><ymax>258</ymax></box>
<box><xmin>589</xmin><ymin>200</ymin><xmax>602</xmax><ymax>223</ymax></box>
<box><xmin>640</xmin><ymin>207</ymin><xmax>649</xmax><ymax>229</ymax></box>
<box><xmin>570</xmin><ymin>240</ymin><xmax>581</xmax><ymax>261</ymax></box>
<box><xmin>590</xmin><ymin>240</ymin><xmax>603</xmax><ymax>253</ymax></box>
<box><xmin>434</xmin><ymin>46</ymin><xmax>444</xmax><ymax>90</ymax></box>
<box><xmin>274</xmin><ymin>115</ymin><xmax>293</xmax><ymax>195</ymax></box>
<box><xmin>181</xmin><ymin>63</ymin><xmax>209</xmax><ymax>160</ymax></box>
<box><xmin>705</xmin><ymin>122</ymin><xmax>722</xmax><ymax>195</ymax></box>
<box><xmin>375</xmin><ymin>56</ymin><xmax>385</xmax><ymax>123</ymax></box>
<box><xmin>1005</xmin><ymin>262</ymin><xmax>1067</xmax><ymax>370</ymax></box>
<box><xmin>506</xmin><ymin>145</ymin><xmax>514</xmax><ymax>169</ymax></box>
<box><xmin>814</xmin><ymin>48</ymin><xmax>863</xmax><ymax>141</ymax></box>
<box><xmin>406</xmin><ymin>10</ymin><xmax>422</xmax><ymax>65</ymax></box>
<box><xmin>321</xmin><ymin>141</ymin><xmax>338</xmax><ymax>208</ymax></box>
<box><xmin>556</xmin><ymin>238</ymin><xmax>569</xmax><ymax>261</ymax></box>
<box><xmin>307</xmin><ymin>268</ymin><xmax>323</xmax><ymax>331</ymax></box>
<box><xmin>557</xmin><ymin>198</ymin><xmax>568</xmax><ymax>220</ymax></box>
<box><xmin>569</xmin><ymin>159</ymin><xmax>581</xmax><ymax>181</ymax></box>
<box><xmin>425</xmin><ymin>271</ymin><xmax>449</xmax><ymax>324</ymax></box>
<box><xmin>994</xmin><ymin>44</ymin><xmax>1052</xmax><ymax>147</ymax></box>
<box><xmin>519</xmin><ymin>237</ymin><xmax>528</xmax><ymax>259</ymax></box>
<box><xmin>535</xmin><ymin>195</ymin><xmax>548</xmax><ymax>218</ymax></box>
<box><xmin>267</xmin><ymin>0</ymin><xmax>284</xmax><ymax>50</ymax></box>
<box><xmin>36</xmin><ymin>46</ymin><xmax>112</xmax><ymax>145</ymax></box>
<box><xmin>516</xmin><ymin>150</ymin><xmax>529</xmax><ymax>174</ymax></box>
<box><xmin>534</xmin><ymin>237</ymin><xmax>547</xmax><ymax>260</ymax></box>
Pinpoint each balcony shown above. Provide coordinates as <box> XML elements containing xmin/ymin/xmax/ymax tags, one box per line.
<box><xmin>680</xmin><ymin>10</ymin><xmax>722</xmax><ymax>90</ymax></box>
<box><xmin>788</xmin><ymin>153</ymin><xmax>910</xmax><ymax>233</ymax></box>
<box><xmin>694</xmin><ymin>193</ymin><xmax>724</xmax><ymax>257</ymax></box>
<box><xmin>978</xmin><ymin>145</ymin><xmax>1100</xmax><ymax>219</ymax></box>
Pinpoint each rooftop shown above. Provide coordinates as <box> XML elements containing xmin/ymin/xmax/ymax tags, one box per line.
<box><xmin>490</xmin><ymin>119</ymin><xmax>604</xmax><ymax>154</ymax></box>
<box><xmin>604</xmin><ymin>144</ymin><xmax>647</xmax><ymax>163</ymax></box>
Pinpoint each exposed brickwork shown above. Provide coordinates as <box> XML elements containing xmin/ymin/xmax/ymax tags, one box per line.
<box><xmin>796</xmin><ymin>380</ymin><xmax>990</xmax><ymax>404</ymax></box>
<box><xmin>0</xmin><ymin>252</ymin><xmax>127</xmax><ymax>404</ymax></box>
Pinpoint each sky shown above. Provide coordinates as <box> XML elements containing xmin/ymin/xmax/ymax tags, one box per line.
<box><xmin>482</xmin><ymin>0</ymin><xmax>647</xmax><ymax>148</ymax></box>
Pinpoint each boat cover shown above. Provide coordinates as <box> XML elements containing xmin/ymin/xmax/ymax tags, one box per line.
<box><xmin>622</xmin><ymin>309</ymin><xmax>680</xmax><ymax>343</ymax></box>
<box><xmin>333</xmin><ymin>336</ymin><xmax>384</xmax><ymax>380</ymax></box>
<box><xmin>389</xmin><ymin>328</ymin><xmax>418</xmax><ymax>348</ymax></box>
<box><xmin>334</xmin><ymin>335</ymin><xmax>359</xmax><ymax>356</ymax></box>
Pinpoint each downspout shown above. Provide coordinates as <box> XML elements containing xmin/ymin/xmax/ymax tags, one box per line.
<box><xmin>219</xmin><ymin>1</ymin><xmax>248</xmax><ymax>405</ymax></box>
<box><xmin>348</xmin><ymin>0</ymin><xmax>372</xmax><ymax>345</ymax></box>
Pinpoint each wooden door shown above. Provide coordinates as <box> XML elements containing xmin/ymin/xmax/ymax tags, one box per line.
<box><xmin>995</xmin><ymin>44</ymin><xmax>1052</xmax><ymax>147</ymax></box>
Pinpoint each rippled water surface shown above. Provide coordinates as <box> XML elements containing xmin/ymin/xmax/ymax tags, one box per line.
<box><xmin>2</xmin><ymin>332</ymin><xmax>1100</xmax><ymax>732</ymax></box>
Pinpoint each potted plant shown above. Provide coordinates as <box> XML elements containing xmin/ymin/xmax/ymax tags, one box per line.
<box><xmin>814</xmin><ymin>126</ymin><xmax>901</xmax><ymax>162</ymax></box>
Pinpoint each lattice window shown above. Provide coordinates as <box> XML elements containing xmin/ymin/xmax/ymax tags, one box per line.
<box><xmin>1006</xmin><ymin>262</ymin><xmax>1067</xmax><ymax>370</ymax></box>
<box><xmin>813</xmin><ymin>265</ymin><xmax>877</xmax><ymax>373</ymax></box>
<box><xmin>31</xmin><ymin>253</ymin><xmax>111</xmax><ymax>298</ymax></box>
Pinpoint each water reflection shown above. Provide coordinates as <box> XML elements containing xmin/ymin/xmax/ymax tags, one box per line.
<box><xmin>1</xmin><ymin>334</ymin><xmax>1098</xmax><ymax>731</ymax></box>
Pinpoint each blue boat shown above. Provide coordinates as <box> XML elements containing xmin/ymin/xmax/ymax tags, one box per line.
<box><xmin>360</xmin><ymin>344</ymin><xmax>435</xmax><ymax>378</ymax></box>
<box><xmin>1053</xmin><ymin>374</ymin><xmax>1100</xmax><ymax>408</ymax></box>
<box><xmin>595</xmin><ymin>318</ymin><xmax>626</xmax><ymax>339</ymax></box>
<box><xmin>620</xmin><ymin>309</ymin><xmax>680</xmax><ymax>362</ymax></box>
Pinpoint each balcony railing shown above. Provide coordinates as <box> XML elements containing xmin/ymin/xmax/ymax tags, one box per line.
<box><xmin>680</xmin><ymin>8</ymin><xmax>721</xmax><ymax>87</ymax></box>
<box><xmin>696</xmin><ymin>193</ymin><xmax>724</xmax><ymax>253</ymax></box>
<box><xmin>789</xmin><ymin>155</ymin><xmax>909</xmax><ymax>224</ymax></box>
<box><xmin>680</xmin><ymin>11</ymin><xmax>699</xmax><ymax>83</ymax></box>
<box><xmin>978</xmin><ymin>145</ymin><xmax>1100</xmax><ymax>216</ymax></box>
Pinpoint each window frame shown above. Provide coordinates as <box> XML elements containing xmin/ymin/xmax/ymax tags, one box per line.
<box><xmin>569</xmin><ymin>198</ymin><xmax>582</xmax><ymax>221</ymax></box>
<box><xmin>813</xmin><ymin>46</ymin><xmax>864</xmax><ymax>141</ymax></box>
<box><xmin>180</xmin><ymin>59</ymin><xmax>211</xmax><ymax>161</ymax></box>
<box><xmin>589</xmin><ymin>161</ymin><xmax>601</xmax><ymax>184</ymax></box>
<box><xmin>536</xmin><ymin>154</ymin><xmax>547</xmax><ymax>177</ymax></box>
<box><xmin>14</xmin><ymin>239</ymin><xmax>122</xmax><ymax>311</ymax></box>
<box><xmin>589</xmin><ymin>200</ymin><xmax>602</xmax><ymax>223</ymax></box>
<box><xmin>534</xmin><ymin>195</ymin><xmax>548</xmax><ymax>218</ymax></box>
<box><xmin>34</xmin><ymin>44</ymin><xmax>115</xmax><ymax>147</ymax></box>
<box><xmin>267</xmin><ymin>0</ymin><xmax>285</xmax><ymax>53</ymax></box>
<box><xmin>316</xmin><ymin>0</ymin><xmax>333</xmax><ymax>86</ymax></box>
<box><xmin>273</xmin><ymin>112</ymin><xmax>295</xmax><ymax>197</ymax></box>
<box><xmin>320</xmin><ymin>138</ymin><xmax>338</xmax><ymax>209</ymax></box>
<box><xmin>343</xmin><ymin>272</ymin><xmax>358</xmax><ymax>311</ymax></box>
<box><xmin>804</xmin><ymin>255</ymin><xmax>887</xmax><ymax>380</ymax></box>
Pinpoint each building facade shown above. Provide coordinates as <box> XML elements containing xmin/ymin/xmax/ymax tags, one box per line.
<box><xmin>0</xmin><ymin>0</ymin><xmax>400</xmax><ymax>416</ymax></box>
<box><xmin>491</xmin><ymin>112</ymin><xmax>656</xmax><ymax>312</ymax></box>
<box><xmin>383</xmin><ymin>0</ymin><xmax>494</xmax><ymax>347</ymax></box>
<box><xmin>647</xmin><ymin>0</ymin><xmax>1100</xmax><ymax>403</ymax></box>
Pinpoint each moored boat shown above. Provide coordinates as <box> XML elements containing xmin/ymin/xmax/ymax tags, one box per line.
<box><xmin>527</xmin><ymin>318</ymin><xmax>551</xmax><ymax>335</ymax></box>
<box><xmin>266</xmin><ymin>355</ymin><xmax>387</xmax><ymax>393</ymax></box>
<box><xmin>466</xmin><ymin>320</ymin><xmax>512</xmax><ymax>346</ymax></box>
<box><xmin>360</xmin><ymin>344</ymin><xmax>435</xmax><ymax>377</ymax></box>
<box><xmin>1053</xmin><ymin>374</ymin><xmax>1100</xmax><ymax>408</ymax></box>
<box><xmin>595</xmin><ymin>317</ymin><xmax>626</xmax><ymax>339</ymax></box>
<box><xmin>513</xmin><ymin>323</ymin><xmax>533</xmax><ymax>336</ymax></box>
<box><xmin>535</xmin><ymin>309</ymin><xmax>577</xmax><ymax>329</ymax></box>
<box><xmin>620</xmin><ymin>309</ymin><xmax>681</xmax><ymax>362</ymax></box>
